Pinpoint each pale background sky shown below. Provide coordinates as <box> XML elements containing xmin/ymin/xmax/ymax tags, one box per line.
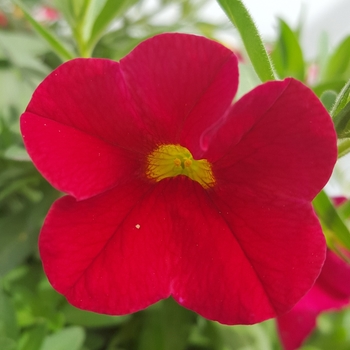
<box><xmin>203</xmin><ymin>0</ymin><xmax>350</xmax><ymax>58</ymax></box>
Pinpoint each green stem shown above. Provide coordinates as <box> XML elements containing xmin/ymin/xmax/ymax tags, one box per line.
<box><xmin>217</xmin><ymin>0</ymin><xmax>276</xmax><ymax>82</ymax></box>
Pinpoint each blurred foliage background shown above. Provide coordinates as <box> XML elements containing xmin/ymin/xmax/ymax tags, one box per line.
<box><xmin>1</xmin><ymin>0</ymin><xmax>350</xmax><ymax>349</ymax></box>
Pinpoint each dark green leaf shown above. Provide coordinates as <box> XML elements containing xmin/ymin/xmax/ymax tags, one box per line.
<box><xmin>270</xmin><ymin>19</ymin><xmax>305</xmax><ymax>80</ymax></box>
<box><xmin>0</xmin><ymin>288</ymin><xmax>19</xmax><ymax>340</ymax></box>
<box><xmin>217</xmin><ymin>0</ymin><xmax>276</xmax><ymax>82</ymax></box>
<box><xmin>0</xmin><ymin>213</ymin><xmax>38</xmax><ymax>277</ymax></box>
<box><xmin>333</xmin><ymin>101</ymin><xmax>350</xmax><ymax>138</ymax></box>
<box><xmin>331</xmin><ymin>79</ymin><xmax>350</xmax><ymax>117</ymax></box>
<box><xmin>0</xmin><ymin>338</ymin><xmax>16</xmax><ymax>350</ymax></box>
<box><xmin>320</xmin><ymin>90</ymin><xmax>337</xmax><ymax>112</ymax></box>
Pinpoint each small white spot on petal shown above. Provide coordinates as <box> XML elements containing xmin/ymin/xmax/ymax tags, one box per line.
<box><xmin>135</xmin><ymin>224</ymin><xmax>141</xmax><ymax>229</ymax></box>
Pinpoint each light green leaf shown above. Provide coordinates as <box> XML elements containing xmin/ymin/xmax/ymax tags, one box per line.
<box><xmin>86</xmin><ymin>0</ymin><xmax>137</xmax><ymax>50</ymax></box>
<box><xmin>0</xmin><ymin>32</ymin><xmax>49</xmax><ymax>74</ymax></box>
<box><xmin>213</xmin><ymin>320</ymin><xmax>276</xmax><ymax>350</ymax></box>
<box><xmin>313</xmin><ymin>80</ymin><xmax>347</xmax><ymax>97</ymax></box>
<box><xmin>137</xmin><ymin>298</ymin><xmax>196</xmax><ymax>350</ymax></box>
<box><xmin>14</xmin><ymin>0</ymin><xmax>75</xmax><ymax>61</ymax></box>
<box><xmin>217</xmin><ymin>0</ymin><xmax>276</xmax><ymax>82</ymax></box>
<box><xmin>81</xmin><ymin>0</ymin><xmax>109</xmax><ymax>42</ymax></box>
<box><xmin>338</xmin><ymin>139</ymin><xmax>350</xmax><ymax>158</ymax></box>
<box><xmin>52</xmin><ymin>0</ymin><xmax>76</xmax><ymax>27</ymax></box>
<box><xmin>3</xmin><ymin>146</ymin><xmax>31</xmax><ymax>162</ymax></box>
<box><xmin>40</xmin><ymin>327</ymin><xmax>85</xmax><ymax>350</ymax></box>
<box><xmin>270</xmin><ymin>19</ymin><xmax>305</xmax><ymax>80</ymax></box>
<box><xmin>62</xmin><ymin>303</ymin><xmax>129</xmax><ymax>328</ymax></box>
<box><xmin>323</xmin><ymin>36</ymin><xmax>350</xmax><ymax>81</ymax></box>
<box><xmin>313</xmin><ymin>190</ymin><xmax>350</xmax><ymax>251</ymax></box>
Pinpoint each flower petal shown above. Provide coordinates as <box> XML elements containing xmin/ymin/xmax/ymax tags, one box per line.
<box><xmin>21</xmin><ymin>112</ymin><xmax>140</xmax><ymax>199</ymax></box>
<box><xmin>120</xmin><ymin>33</ymin><xmax>238</xmax><ymax>158</ymax></box>
<box><xmin>39</xmin><ymin>181</ymin><xmax>173</xmax><ymax>314</ymax></box>
<box><xmin>207</xmin><ymin>78</ymin><xmax>337</xmax><ymax>201</ymax></box>
<box><xmin>277</xmin><ymin>250</ymin><xmax>350</xmax><ymax>350</ymax></box>
<box><xmin>169</xmin><ymin>180</ymin><xmax>326</xmax><ymax>324</ymax></box>
<box><xmin>40</xmin><ymin>173</ymin><xmax>326</xmax><ymax>324</ymax></box>
<box><xmin>21</xmin><ymin>58</ymin><xmax>151</xmax><ymax>199</ymax></box>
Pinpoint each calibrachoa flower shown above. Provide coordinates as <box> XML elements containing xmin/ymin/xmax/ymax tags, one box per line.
<box><xmin>20</xmin><ymin>33</ymin><xmax>337</xmax><ymax>325</ymax></box>
<box><xmin>33</xmin><ymin>5</ymin><xmax>60</xmax><ymax>23</ymax></box>
<box><xmin>277</xmin><ymin>248</ymin><xmax>350</xmax><ymax>350</ymax></box>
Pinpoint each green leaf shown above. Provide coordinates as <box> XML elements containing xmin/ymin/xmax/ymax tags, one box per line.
<box><xmin>14</xmin><ymin>1</ymin><xmax>75</xmax><ymax>61</ymax></box>
<box><xmin>338</xmin><ymin>200</ymin><xmax>350</xmax><ymax>218</ymax></box>
<box><xmin>62</xmin><ymin>303</ymin><xmax>129</xmax><ymax>328</ymax></box>
<box><xmin>313</xmin><ymin>190</ymin><xmax>350</xmax><ymax>251</ymax></box>
<box><xmin>52</xmin><ymin>0</ymin><xmax>76</xmax><ymax>27</ymax></box>
<box><xmin>323</xmin><ymin>36</ymin><xmax>350</xmax><ymax>81</ymax></box>
<box><xmin>0</xmin><ymin>288</ymin><xmax>19</xmax><ymax>340</ymax></box>
<box><xmin>40</xmin><ymin>326</ymin><xmax>85</xmax><ymax>350</ymax></box>
<box><xmin>313</xmin><ymin>80</ymin><xmax>347</xmax><ymax>97</ymax></box>
<box><xmin>137</xmin><ymin>298</ymin><xmax>196</xmax><ymax>350</ymax></box>
<box><xmin>331</xmin><ymin>78</ymin><xmax>350</xmax><ymax>117</ymax></box>
<box><xmin>86</xmin><ymin>0</ymin><xmax>138</xmax><ymax>50</ymax></box>
<box><xmin>270</xmin><ymin>19</ymin><xmax>305</xmax><ymax>80</ymax></box>
<box><xmin>3</xmin><ymin>146</ymin><xmax>31</xmax><ymax>162</ymax></box>
<box><xmin>81</xmin><ymin>0</ymin><xmax>109</xmax><ymax>42</ymax></box>
<box><xmin>333</xmin><ymin>101</ymin><xmax>350</xmax><ymax>138</ymax></box>
<box><xmin>214</xmin><ymin>320</ymin><xmax>275</xmax><ymax>350</ymax></box>
<box><xmin>0</xmin><ymin>32</ymin><xmax>49</xmax><ymax>74</ymax></box>
<box><xmin>0</xmin><ymin>213</ymin><xmax>37</xmax><ymax>277</ymax></box>
<box><xmin>331</xmin><ymin>80</ymin><xmax>350</xmax><ymax>135</ymax></box>
<box><xmin>217</xmin><ymin>0</ymin><xmax>276</xmax><ymax>82</ymax></box>
<box><xmin>0</xmin><ymin>338</ymin><xmax>16</xmax><ymax>350</ymax></box>
<box><xmin>320</xmin><ymin>90</ymin><xmax>337</xmax><ymax>112</ymax></box>
<box><xmin>338</xmin><ymin>138</ymin><xmax>350</xmax><ymax>159</ymax></box>
<box><xmin>18</xmin><ymin>323</ymin><xmax>47</xmax><ymax>350</ymax></box>
<box><xmin>331</xmin><ymin>79</ymin><xmax>350</xmax><ymax>138</ymax></box>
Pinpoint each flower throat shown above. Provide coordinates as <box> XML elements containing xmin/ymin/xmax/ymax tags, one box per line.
<box><xmin>146</xmin><ymin>144</ymin><xmax>215</xmax><ymax>189</ymax></box>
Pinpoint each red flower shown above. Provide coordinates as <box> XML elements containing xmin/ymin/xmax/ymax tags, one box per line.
<box><xmin>0</xmin><ymin>11</ymin><xmax>8</xmax><ymax>27</ymax></box>
<box><xmin>277</xmin><ymin>249</ymin><xmax>350</xmax><ymax>350</ymax></box>
<box><xmin>33</xmin><ymin>6</ymin><xmax>60</xmax><ymax>23</ymax></box>
<box><xmin>20</xmin><ymin>33</ymin><xmax>337</xmax><ymax>324</ymax></box>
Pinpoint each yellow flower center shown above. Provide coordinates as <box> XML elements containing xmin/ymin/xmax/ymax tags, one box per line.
<box><xmin>146</xmin><ymin>144</ymin><xmax>215</xmax><ymax>189</ymax></box>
